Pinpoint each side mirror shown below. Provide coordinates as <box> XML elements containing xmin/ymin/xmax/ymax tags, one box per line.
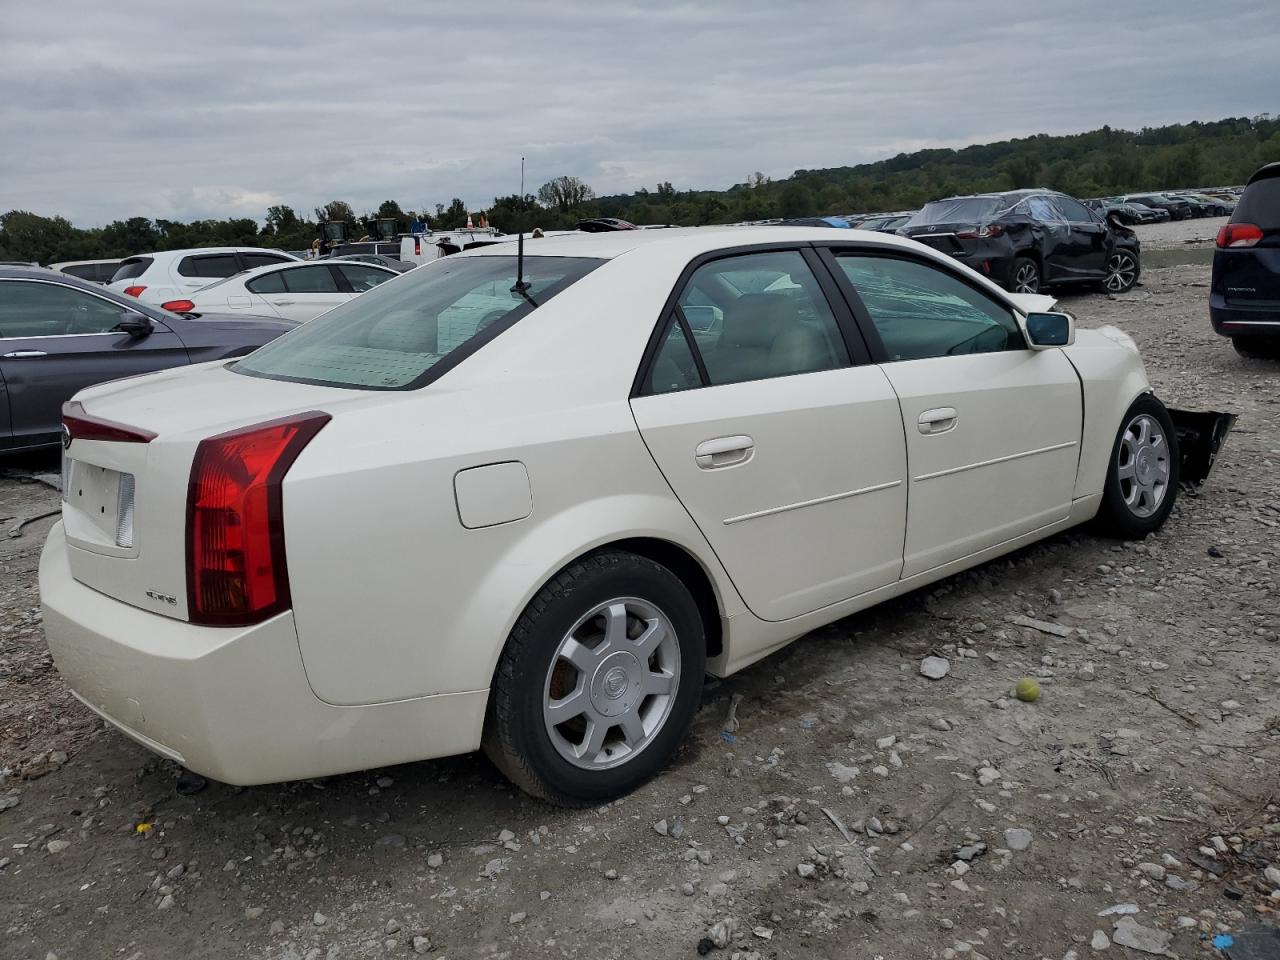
<box><xmin>1025</xmin><ymin>311</ymin><xmax>1074</xmax><ymax>349</ymax></box>
<box><xmin>114</xmin><ymin>311</ymin><xmax>153</xmax><ymax>339</ymax></box>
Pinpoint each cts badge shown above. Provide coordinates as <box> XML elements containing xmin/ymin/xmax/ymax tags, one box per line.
<box><xmin>146</xmin><ymin>590</ymin><xmax>178</xmax><ymax>606</ymax></box>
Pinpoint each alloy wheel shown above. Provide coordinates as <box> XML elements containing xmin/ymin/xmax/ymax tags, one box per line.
<box><xmin>1104</xmin><ymin>252</ymin><xmax>1137</xmax><ymax>292</ymax></box>
<box><xmin>1116</xmin><ymin>413</ymin><xmax>1170</xmax><ymax>518</ymax></box>
<box><xmin>542</xmin><ymin>598</ymin><xmax>681</xmax><ymax>770</ymax></box>
<box><xmin>1013</xmin><ymin>261</ymin><xmax>1040</xmax><ymax>294</ymax></box>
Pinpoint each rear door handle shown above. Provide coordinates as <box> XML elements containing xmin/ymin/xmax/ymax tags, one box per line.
<box><xmin>2</xmin><ymin>350</ymin><xmax>47</xmax><ymax>358</ymax></box>
<box><xmin>271</xmin><ymin>299</ymin><xmax>295</xmax><ymax>305</ymax></box>
<box><xmin>695</xmin><ymin>435</ymin><xmax>754</xmax><ymax>469</ymax></box>
<box><xmin>918</xmin><ymin>407</ymin><xmax>958</xmax><ymax>434</ymax></box>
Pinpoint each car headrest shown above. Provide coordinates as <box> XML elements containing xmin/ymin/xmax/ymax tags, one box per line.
<box><xmin>365</xmin><ymin>311</ymin><xmax>438</xmax><ymax>354</ymax></box>
<box><xmin>722</xmin><ymin>293</ymin><xmax>798</xmax><ymax>349</ymax></box>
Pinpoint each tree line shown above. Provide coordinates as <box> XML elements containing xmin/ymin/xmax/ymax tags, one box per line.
<box><xmin>2</xmin><ymin>115</ymin><xmax>1275</xmax><ymax>265</ymax></box>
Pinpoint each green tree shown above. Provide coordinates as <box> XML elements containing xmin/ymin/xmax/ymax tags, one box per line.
<box><xmin>537</xmin><ymin>176</ymin><xmax>596</xmax><ymax>214</ymax></box>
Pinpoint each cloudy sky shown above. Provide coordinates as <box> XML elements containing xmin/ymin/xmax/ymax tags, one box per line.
<box><xmin>2</xmin><ymin>0</ymin><xmax>1276</xmax><ymax>226</ymax></box>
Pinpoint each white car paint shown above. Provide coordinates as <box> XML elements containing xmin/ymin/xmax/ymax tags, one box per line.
<box><xmin>106</xmin><ymin>247</ymin><xmax>299</xmax><ymax>305</ymax></box>
<box><xmin>41</xmin><ymin>225</ymin><xmax>1157</xmax><ymax>788</ymax></box>
<box><xmin>170</xmin><ymin>260</ymin><xmax>400</xmax><ymax>323</ymax></box>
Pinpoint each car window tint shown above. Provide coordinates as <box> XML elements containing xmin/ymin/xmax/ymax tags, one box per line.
<box><xmin>282</xmin><ymin>265</ymin><xmax>339</xmax><ymax>294</ymax></box>
<box><xmin>246</xmin><ymin>270</ymin><xmax>287</xmax><ymax>294</ymax></box>
<box><xmin>1234</xmin><ymin>176</ymin><xmax>1279</xmax><ymax>225</ymax></box>
<box><xmin>837</xmin><ymin>255</ymin><xmax>1025</xmax><ymax>361</ymax></box>
<box><xmin>647</xmin><ymin>318</ymin><xmax>702</xmax><ymax>394</ymax></box>
<box><xmin>110</xmin><ymin>257</ymin><xmax>152</xmax><ymax>283</ymax></box>
<box><xmin>676</xmin><ymin>250</ymin><xmax>849</xmax><ymax>387</ymax></box>
<box><xmin>0</xmin><ymin>281</ymin><xmax>128</xmax><ymax>337</ymax></box>
<box><xmin>179</xmin><ymin>254</ymin><xmax>241</xmax><ymax>278</ymax></box>
<box><xmin>336</xmin><ymin>263</ymin><xmax>394</xmax><ymax>292</ymax></box>
<box><xmin>241</xmin><ymin>253</ymin><xmax>291</xmax><ymax>269</ymax></box>
<box><xmin>235</xmin><ymin>256</ymin><xmax>601</xmax><ymax>390</ymax></box>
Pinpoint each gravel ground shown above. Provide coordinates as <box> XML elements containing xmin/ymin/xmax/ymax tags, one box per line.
<box><xmin>3</xmin><ymin>235</ymin><xmax>1280</xmax><ymax>960</ymax></box>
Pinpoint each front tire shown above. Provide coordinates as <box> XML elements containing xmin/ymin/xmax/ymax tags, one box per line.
<box><xmin>1102</xmin><ymin>249</ymin><xmax>1140</xmax><ymax>293</ymax></box>
<box><xmin>1094</xmin><ymin>395</ymin><xmax>1179</xmax><ymax>539</ymax></box>
<box><xmin>1011</xmin><ymin>256</ymin><xmax>1041</xmax><ymax>294</ymax></box>
<box><xmin>483</xmin><ymin>552</ymin><xmax>706</xmax><ymax>805</ymax></box>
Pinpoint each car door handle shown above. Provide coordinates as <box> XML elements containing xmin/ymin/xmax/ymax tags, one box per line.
<box><xmin>271</xmin><ymin>299</ymin><xmax>295</xmax><ymax>305</ymax></box>
<box><xmin>695</xmin><ymin>435</ymin><xmax>754</xmax><ymax>469</ymax></box>
<box><xmin>2</xmin><ymin>350</ymin><xmax>47</xmax><ymax>359</ymax></box>
<box><xmin>918</xmin><ymin>407</ymin><xmax>958</xmax><ymax>434</ymax></box>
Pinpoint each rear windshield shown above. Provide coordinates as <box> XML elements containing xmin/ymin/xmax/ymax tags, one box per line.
<box><xmin>110</xmin><ymin>257</ymin><xmax>153</xmax><ymax>283</ymax></box>
<box><xmin>907</xmin><ymin>197</ymin><xmax>1007</xmax><ymax>226</ymax></box>
<box><xmin>1233</xmin><ymin>176</ymin><xmax>1280</xmax><ymax>225</ymax></box>
<box><xmin>234</xmin><ymin>255</ymin><xmax>602</xmax><ymax>390</ymax></box>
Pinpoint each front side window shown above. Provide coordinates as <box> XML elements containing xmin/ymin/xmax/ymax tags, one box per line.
<box><xmin>836</xmin><ymin>255</ymin><xmax>1025</xmax><ymax>361</ymax></box>
<box><xmin>1054</xmin><ymin>195</ymin><xmax>1096</xmax><ymax>222</ymax></box>
<box><xmin>673</xmin><ymin>250</ymin><xmax>849</xmax><ymax>387</ymax></box>
<box><xmin>178</xmin><ymin>254</ymin><xmax>241</xmax><ymax>278</ymax></box>
<box><xmin>0</xmin><ymin>281</ymin><xmax>132</xmax><ymax>337</ymax></box>
<box><xmin>235</xmin><ymin>255</ymin><xmax>601</xmax><ymax>390</ymax></box>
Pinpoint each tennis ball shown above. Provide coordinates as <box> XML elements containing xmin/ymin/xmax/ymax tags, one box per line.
<box><xmin>1014</xmin><ymin>678</ymin><xmax>1041</xmax><ymax>702</ymax></box>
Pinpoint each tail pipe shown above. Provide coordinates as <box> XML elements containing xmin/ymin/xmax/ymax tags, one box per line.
<box><xmin>1168</xmin><ymin>408</ymin><xmax>1237</xmax><ymax>489</ymax></box>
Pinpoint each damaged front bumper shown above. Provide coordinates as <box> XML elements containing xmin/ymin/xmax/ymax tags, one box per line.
<box><xmin>1169</xmin><ymin>408</ymin><xmax>1237</xmax><ymax>488</ymax></box>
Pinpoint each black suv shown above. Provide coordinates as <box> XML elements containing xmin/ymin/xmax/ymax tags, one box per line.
<box><xmin>1122</xmin><ymin>193</ymin><xmax>1194</xmax><ymax>221</ymax></box>
<box><xmin>898</xmin><ymin>189</ymin><xmax>1141</xmax><ymax>294</ymax></box>
<box><xmin>1210</xmin><ymin>162</ymin><xmax>1280</xmax><ymax>358</ymax></box>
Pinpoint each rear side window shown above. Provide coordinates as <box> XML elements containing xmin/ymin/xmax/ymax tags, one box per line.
<box><xmin>179</xmin><ymin>254</ymin><xmax>241</xmax><ymax>278</ymax></box>
<box><xmin>335</xmin><ymin>263</ymin><xmax>394</xmax><ymax>291</ymax></box>
<box><xmin>59</xmin><ymin>264</ymin><xmax>98</xmax><ymax>280</ymax></box>
<box><xmin>241</xmin><ymin>253</ymin><xmax>292</xmax><ymax>269</ymax></box>
<box><xmin>110</xmin><ymin>257</ymin><xmax>152</xmax><ymax>283</ymax></box>
<box><xmin>1233</xmin><ymin>175</ymin><xmax>1280</xmax><ymax>225</ymax></box>
<box><xmin>836</xmin><ymin>254</ymin><xmax>1024</xmax><ymax>361</ymax></box>
<box><xmin>234</xmin><ymin>255</ymin><xmax>601</xmax><ymax>390</ymax></box>
<box><xmin>246</xmin><ymin>271</ymin><xmax>287</xmax><ymax>294</ymax></box>
<box><xmin>280</xmin><ymin>264</ymin><xmax>338</xmax><ymax>293</ymax></box>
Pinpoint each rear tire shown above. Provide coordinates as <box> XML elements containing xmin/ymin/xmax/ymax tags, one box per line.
<box><xmin>483</xmin><ymin>552</ymin><xmax>706</xmax><ymax>805</ymax></box>
<box><xmin>1232</xmin><ymin>336</ymin><xmax>1280</xmax><ymax>359</ymax></box>
<box><xmin>1011</xmin><ymin>256</ymin><xmax>1041</xmax><ymax>294</ymax></box>
<box><xmin>1094</xmin><ymin>394</ymin><xmax>1178</xmax><ymax>539</ymax></box>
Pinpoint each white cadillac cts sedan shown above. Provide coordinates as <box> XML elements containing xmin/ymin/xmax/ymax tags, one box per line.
<box><xmin>42</xmin><ymin>227</ymin><xmax>1180</xmax><ymax>804</ymax></box>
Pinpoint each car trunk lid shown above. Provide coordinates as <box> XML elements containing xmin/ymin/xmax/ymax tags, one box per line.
<box><xmin>60</xmin><ymin>360</ymin><xmax>358</xmax><ymax>621</ymax></box>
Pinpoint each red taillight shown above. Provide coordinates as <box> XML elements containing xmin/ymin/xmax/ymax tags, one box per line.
<box><xmin>957</xmin><ymin>224</ymin><xmax>1004</xmax><ymax>240</ymax></box>
<box><xmin>1217</xmin><ymin>223</ymin><xmax>1262</xmax><ymax>248</ymax></box>
<box><xmin>123</xmin><ymin>285</ymin><xmax>147</xmax><ymax>298</ymax></box>
<box><xmin>186</xmin><ymin>412</ymin><xmax>330</xmax><ymax>626</ymax></box>
<box><xmin>161</xmin><ymin>299</ymin><xmax>195</xmax><ymax>313</ymax></box>
<box><xmin>414</xmin><ymin>237</ymin><xmax>421</xmax><ymax>256</ymax></box>
<box><xmin>62</xmin><ymin>401</ymin><xmax>157</xmax><ymax>444</ymax></box>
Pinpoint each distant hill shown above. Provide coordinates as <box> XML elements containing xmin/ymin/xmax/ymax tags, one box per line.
<box><xmin>3</xmin><ymin>114</ymin><xmax>1276</xmax><ymax>264</ymax></box>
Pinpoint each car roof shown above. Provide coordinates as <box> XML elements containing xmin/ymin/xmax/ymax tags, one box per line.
<box><xmin>121</xmin><ymin>247</ymin><xmax>300</xmax><ymax>261</ymax></box>
<box><xmin>463</xmin><ymin>225</ymin><xmax>943</xmax><ymax>262</ymax></box>
<box><xmin>1247</xmin><ymin>162</ymin><xmax>1280</xmax><ymax>186</ymax></box>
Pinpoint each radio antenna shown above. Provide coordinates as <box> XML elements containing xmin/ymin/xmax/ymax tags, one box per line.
<box><xmin>511</xmin><ymin>156</ymin><xmax>534</xmax><ymax>302</ymax></box>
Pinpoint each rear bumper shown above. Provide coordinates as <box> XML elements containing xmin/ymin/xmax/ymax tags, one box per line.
<box><xmin>1209</xmin><ymin>295</ymin><xmax>1280</xmax><ymax>338</ymax></box>
<box><xmin>40</xmin><ymin>523</ymin><xmax>486</xmax><ymax>785</ymax></box>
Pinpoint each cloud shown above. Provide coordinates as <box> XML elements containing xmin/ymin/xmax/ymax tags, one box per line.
<box><xmin>0</xmin><ymin>0</ymin><xmax>1275</xmax><ymax>226</ymax></box>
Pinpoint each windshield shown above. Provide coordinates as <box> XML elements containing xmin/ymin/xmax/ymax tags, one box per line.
<box><xmin>234</xmin><ymin>255</ymin><xmax>602</xmax><ymax>390</ymax></box>
<box><xmin>906</xmin><ymin>197</ymin><xmax>1007</xmax><ymax>227</ymax></box>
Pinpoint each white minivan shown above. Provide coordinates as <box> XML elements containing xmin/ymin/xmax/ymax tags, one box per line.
<box><xmin>107</xmin><ymin>247</ymin><xmax>299</xmax><ymax>305</ymax></box>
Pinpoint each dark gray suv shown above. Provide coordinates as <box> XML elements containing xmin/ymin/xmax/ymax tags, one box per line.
<box><xmin>0</xmin><ymin>267</ymin><xmax>296</xmax><ymax>452</ymax></box>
